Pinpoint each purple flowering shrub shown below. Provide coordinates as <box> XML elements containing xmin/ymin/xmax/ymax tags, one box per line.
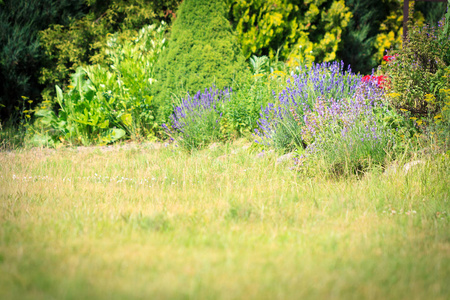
<box><xmin>255</xmin><ymin>60</ymin><xmax>396</xmax><ymax>173</ymax></box>
<box><xmin>255</xmin><ymin>61</ymin><xmax>362</xmax><ymax>150</ymax></box>
<box><xmin>297</xmin><ymin>85</ymin><xmax>394</xmax><ymax>174</ymax></box>
<box><xmin>162</xmin><ymin>87</ymin><xmax>230</xmax><ymax>150</ymax></box>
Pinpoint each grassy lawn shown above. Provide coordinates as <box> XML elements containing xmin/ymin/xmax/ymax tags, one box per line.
<box><xmin>0</xmin><ymin>140</ymin><xmax>449</xmax><ymax>299</ymax></box>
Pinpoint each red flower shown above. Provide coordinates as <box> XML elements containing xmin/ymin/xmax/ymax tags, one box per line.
<box><xmin>361</xmin><ymin>75</ymin><xmax>372</xmax><ymax>82</ymax></box>
<box><xmin>383</xmin><ymin>55</ymin><xmax>395</xmax><ymax>62</ymax></box>
<box><xmin>376</xmin><ymin>75</ymin><xmax>386</xmax><ymax>87</ymax></box>
<box><xmin>361</xmin><ymin>75</ymin><xmax>386</xmax><ymax>88</ymax></box>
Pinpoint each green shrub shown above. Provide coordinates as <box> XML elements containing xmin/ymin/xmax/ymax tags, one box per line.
<box><xmin>221</xmin><ymin>80</ymin><xmax>272</xmax><ymax>139</ymax></box>
<box><xmin>152</xmin><ymin>0</ymin><xmax>250</xmax><ymax>126</ymax></box>
<box><xmin>382</xmin><ymin>3</ymin><xmax>450</xmax><ymax>151</ymax></box>
<box><xmin>220</xmin><ymin>56</ymin><xmax>290</xmax><ymax>139</ymax></box>
<box><xmin>39</xmin><ymin>0</ymin><xmax>181</xmax><ymax>101</ymax></box>
<box><xmin>383</xmin><ymin>15</ymin><xmax>450</xmax><ymax>118</ymax></box>
<box><xmin>436</xmin><ymin>88</ymin><xmax>450</xmax><ymax>148</ymax></box>
<box><xmin>31</xmin><ymin>24</ymin><xmax>167</xmax><ymax>146</ymax></box>
<box><xmin>228</xmin><ymin>0</ymin><xmax>352</xmax><ymax>65</ymax></box>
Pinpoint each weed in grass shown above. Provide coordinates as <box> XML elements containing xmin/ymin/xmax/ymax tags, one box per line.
<box><xmin>0</xmin><ymin>123</ymin><xmax>25</xmax><ymax>151</ymax></box>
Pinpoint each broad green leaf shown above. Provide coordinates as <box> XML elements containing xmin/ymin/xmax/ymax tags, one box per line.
<box><xmin>121</xmin><ymin>113</ymin><xmax>132</xmax><ymax>127</ymax></box>
<box><xmin>101</xmin><ymin>128</ymin><xmax>126</xmax><ymax>144</ymax></box>
<box><xmin>99</xmin><ymin>119</ymin><xmax>110</xmax><ymax>129</ymax></box>
<box><xmin>55</xmin><ymin>85</ymin><xmax>64</xmax><ymax>108</ymax></box>
<box><xmin>144</xmin><ymin>95</ymin><xmax>153</xmax><ymax>105</ymax></box>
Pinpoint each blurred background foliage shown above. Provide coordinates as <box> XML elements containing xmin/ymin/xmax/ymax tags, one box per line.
<box><xmin>0</xmin><ymin>0</ymin><xmax>447</xmax><ymax>126</ymax></box>
<box><xmin>38</xmin><ymin>0</ymin><xmax>180</xmax><ymax>102</ymax></box>
<box><xmin>31</xmin><ymin>23</ymin><xmax>167</xmax><ymax>146</ymax></box>
<box><xmin>0</xmin><ymin>0</ymin><xmax>86</xmax><ymax>122</ymax></box>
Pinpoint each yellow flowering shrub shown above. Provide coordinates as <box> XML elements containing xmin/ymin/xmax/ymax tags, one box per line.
<box><xmin>229</xmin><ymin>0</ymin><xmax>352</xmax><ymax>66</ymax></box>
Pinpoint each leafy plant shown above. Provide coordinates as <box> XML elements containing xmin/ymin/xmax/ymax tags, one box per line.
<box><xmin>38</xmin><ymin>0</ymin><xmax>181</xmax><ymax>101</ymax></box>
<box><xmin>31</xmin><ymin>23</ymin><xmax>167</xmax><ymax>146</ymax></box>
<box><xmin>219</xmin><ymin>55</ymin><xmax>291</xmax><ymax>139</ymax></box>
<box><xmin>383</xmin><ymin>14</ymin><xmax>450</xmax><ymax>119</ymax></box>
<box><xmin>221</xmin><ymin>84</ymin><xmax>267</xmax><ymax>139</ymax></box>
<box><xmin>434</xmin><ymin>88</ymin><xmax>450</xmax><ymax>149</ymax></box>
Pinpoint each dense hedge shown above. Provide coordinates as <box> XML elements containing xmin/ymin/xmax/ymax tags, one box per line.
<box><xmin>152</xmin><ymin>0</ymin><xmax>250</xmax><ymax>124</ymax></box>
<box><xmin>228</xmin><ymin>0</ymin><xmax>446</xmax><ymax>74</ymax></box>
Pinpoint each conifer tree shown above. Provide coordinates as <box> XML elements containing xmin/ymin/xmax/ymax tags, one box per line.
<box><xmin>338</xmin><ymin>0</ymin><xmax>387</xmax><ymax>74</ymax></box>
<box><xmin>416</xmin><ymin>1</ymin><xmax>446</xmax><ymax>25</ymax></box>
<box><xmin>152</xmin><ymin>0</ymin><xmax>250</xmax><ymax>123</ymax></box>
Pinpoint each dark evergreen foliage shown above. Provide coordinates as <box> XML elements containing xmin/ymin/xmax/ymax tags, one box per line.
<box><xmin>152</xmin><ymin>0</ymin><xmax>250</xmax><ymax>124</ymax></box>
<box><xmin>416</xmin><ymin>1</ymin><xmax>446</xmax><ymax>26</ymax></box>
<box><xmin>0</xmin><ymin>0</ymin><xmax>181</xmax><ymax>122</ymax></box>
<box><xmin>0</xmin><ymin>0</ymin><xmax>86</xmax><ymax>121</ymax></box>
<box><xmin>338</xmin><ymin>0</ymin><xmax>387</xmax><ymax>74</ymax></box>
<box><xmin>340</xmin><ymin>0</ymin><xmax>447</xmax><ymax>75</ymax></box>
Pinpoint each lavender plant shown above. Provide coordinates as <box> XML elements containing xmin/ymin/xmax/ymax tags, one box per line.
<box><xmin>297</xmin><ymin>84</ymin><xmax>395</xmax><ymax>174</ymax></box>
<box><xmin>255</xmin><ymin>61</ymin><xmax>362</xmax><ymax>150</ymax></box>
<box><xmin>162</xmin><ymin>87</ymin><xmax>231</xmax><ymax>150</ymax></box>
<box><xmin>254</xmin><ymin>60</ymin><xmax>397</xmax><ymax>174</ymax></box>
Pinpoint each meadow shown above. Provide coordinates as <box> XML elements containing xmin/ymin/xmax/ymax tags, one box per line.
<box><xmin>1</xmin><ymin>1</ymin><xmax>450</xmax><ymax>299</ymax></box>
<box><xmin>0</xmin><ymin>140</ymin><xmax>449</xmax><ymax>299</ymax></box>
